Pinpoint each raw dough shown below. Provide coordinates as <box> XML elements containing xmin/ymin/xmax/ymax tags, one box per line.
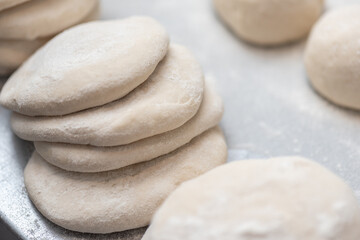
<box><xmin>305</xmin><ymin>5</ymin><xmax>360</xmax><ymax>110</ymax></box>
<box><xmin>0</xmin><ymin>38</ymin><xmax>47</xmax><ymax>76</ymax></box>
<box><xmin>11</xmin><ymin>44</ymin><xmax>204</xmax><ymax>146</ymax></box>
<box><xmin>0</xmin><ymin>0</ymin><xmax>98</xmax><ymax>40</ymax></box>
<box><xmin>0</xmin><ymin>3</ymin><xmax>100</xmax><ymax>76</ymax></box>
<box><xmin>34</xmin><ymin>80</ymin><xmax>222</xmax><ymax>172</ymax></box>
<box><xmin>0</xmin><ymin>0</ymin><xmax>29</xmax><ymax>11</ymax></box>
<box><xmin>143</xmin><ymin>157</ymin><xmax>360</xmax><ymax>240</ymax></box>
<box><xmin>24</xmin><ymin>127</ymin><xmax>227</xmax><ymax>233</ymax></box>
<box><xmin>0</xmin><ymin>16</ymin><xmax>169</xmax><ymax>116</ymax></box>
<box><xmin>214</xmin><ymin>0</ymin><xmax>324</xmax><ymax>46</ymax></box>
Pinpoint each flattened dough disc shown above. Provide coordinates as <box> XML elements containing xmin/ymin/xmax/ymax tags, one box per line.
<box><xmin>24</xmin><ymin>127</ymin><xmax>227</xmax><ymax>233</ymax></box>
<box><xmin>35</xmin><ymin>80</ymin><xmax>222</xmax><ymax>172</ymax></box>
<box><xmin>0</xmin><ymin>16</ymin><xmax>169</xmax><ymax>116</ymax></box>
<box><xmin>0</xmin><ymin>0</ymin><xmax>29</xmax><ymax>12</ymax></box>
<box><xmin>0</xmin><ymin>3</ymin><xmax>100</xmax><ymax>76</ymax></box>
<box><xmin>11</xmin><ymin>44</ymin><xmax>204</xmax><ymax>146</ymax></box>
<box><xmin>0</xmin><ymin>38</ymin><xmax>46</xmax><ymax>76</ymax></box>
<box><xmin>0</xmin><ymin>0</ymin><xmax>98</xmax><ymax>40</ymax></box>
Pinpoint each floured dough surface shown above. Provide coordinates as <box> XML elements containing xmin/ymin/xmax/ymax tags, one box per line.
<box><xmin>214</xmin><ymin>0</ymin><xmax>324</xmax><ymax>46</ymax></box>
<box><xmin>0</xmin><ymin>16</ymin><xmax>169</xmax><ymax>116</ymax></box>
<box><xmin>35</xmin><ymin>80</ymin><xmax>222</xmax><ymax>172</ymax></box>
<box><xmin>0</xmin><ymin>0</ymin><xmax>29</xmax><ymax>11</ymax></box>
<box><xmin>144</xmin><ymin>157</ymin><xmax>360</xmax><ymax>240</ymax></box>
<box><xmin>305</xmin><ymin>5</ymin><xmax>360</xmax><ymax>110</ymax></box>
<box><xmin>0</xmin><ymin>3</ymin><xmax>99</xmax><ymax>76</ymax></box>
<box><xmin>0</xmin><ymin>0</ymin><xmax>98</xmax><ymax>40</ymax></box>
<box><xmin>11</xmin><ymin>44</ymin><xmax>204</xmax><ymax>146</ymax></box>
<box><xmin>24</xmin><ymin>127</ymin><xmax>227</xmax><ymax>233</ymax></box>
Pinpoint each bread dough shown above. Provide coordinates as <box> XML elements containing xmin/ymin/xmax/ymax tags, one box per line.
<box><xmin>24</xmin><ymin>127</ymin><xmax>227</xmax><ymax>233</ymax></box>
<box><xmin>213</xmin><ymin>0</ymin><xmax>324</xmax><ymax>46</ymax></box>
<box><xmin>34</xmin><ymin>80</ymin><xmax>222</xmax><ymax>172</ymax></box>
<box><xmin>0</xmin><ymin>16</ymin><xmax>169</xmax><ymax>116</ymax></box>
<box><xmin>0</xmin><ymin>3</ymin><xmax>99</xmax><ymax>76</ymax></box>
<box><xmin>0</xmin><ymin>0</ymin><xmax>29</xmax><ymax>11</ymax></box>
<box><xmin>0</xmin><ymin>38</ymin><xmax>46</xmax><ymax>76</ymax></box>
<box><xmin>305</xmin><ymin>5</ymin><xmax>360</xmax><ymax>110</ymax></box>
<box><xmin>11</xmin><ymin>44</ymin><xmax>204</xmax><ymax>146</ymax></box>
<box><xmin>144</xmin><ymin>157</ymin><xmax>360</xmax><ymax>240</ymax></box>
<box><xmin>0</xmin><ymin>0</ymin><xmax>99</xmax><ymax>40</ymax></box>
<box><xmin>80</xmin><ymin>0</ymin><xmax>100</xmax><ymax>23</ymax></box>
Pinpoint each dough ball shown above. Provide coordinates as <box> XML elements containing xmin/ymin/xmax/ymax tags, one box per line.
<box><xmin>144</xmin><ymin>157</ymin><xmax>360</xmax><ymax>240</ymax></box>
<box><xmin>214</xmin><ymin>0</ymin><xmax>324</xmax><ymax>46</ymax></box>
<box><xmin>0</xmin><ymin>0</ymin><xmax>99</xmax><ymax>40</ymax></box>
<box><xmin>0</xmin><ymin>0</ymin><xmax>29</xmax><ymax>11</ymax></box>
<box><xmin>0</xmin><ymin>16</ymin><xmax>169</xmax><ymax>116</ymax></box>
<box><xmin>10</xmin><ymin>44</ymin><xmax>204</xmax><ymax>146</ymax></box>
<box><xmin>305</xmin><ymin>5</ymin><xmax>360</xmax><ymax>110</ymax></box>
<box><xmin>34</xmin><ymin>80</ymin><xmax>223</xmax><ymax>172</ymax></box>
<box><xmin>24</xmin><ymin>127</ymin><xmax>227</xmax><ymax>233</ymax></box>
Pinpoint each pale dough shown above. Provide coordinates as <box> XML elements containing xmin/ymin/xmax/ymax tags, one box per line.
<box><xmin>214</xmin><ymin>0</ymin><xmax>324</xmax><ymax>46</ymax></box>
<box><xmin>11</xmin><ymin>44</ymin><xmax>204</xmax><ymax>146</ymax></box>
<box><xmin>24</xmin><ymin>127</ymin><xmax>227</xmax><ymax>233</ymax></box>
<box><xmin>305</xmin><ymin>5</ymin><xmax>360</xmax><ymax>110</ymax></box>
<box><xmin>34</xmin><ymin>80</ymin><xmax>222</xmax><ymax>172</ymax></box>
<box><xmin>144</xmin><ymin>157</ymin><xmax>360</xmax><ymax>240</ymax></box>
<box><xmin>0</xmin><ymin>3</ymin><xmax>100</xmax><ymax>76</ymax></box>
<box><xmin>0</xmin><ymin>38</ymin><xmax>47</xmax><ymax>76</ymax></box>
<box><xmin>0</xmin><ymin>16</ymin><xmax>169</xmax><ymax>116</ymax></box>
<box><xmin>0</xmin><ymin>0</ymin><xmax>98</xmax><ymax>40</ymax></box>
<box><xmin>0</xmin><ymin>0</ymin><xmax>29</xmax><ymax>11</ymax></box>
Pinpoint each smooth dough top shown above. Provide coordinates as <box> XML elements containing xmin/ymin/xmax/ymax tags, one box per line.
<box><xmin>214</xmin><ymin>0</ymin><xmax>324</xmax><ymax>45</ymax></box>
<box><xmin>0</xmin><ymin>0</ymin><xmax>29</xmax><ymax>11</ymax></box>
<box><xmin>0</xmin><ymin>16</ymin><xmax>169</xmax><ymax>116</ymax></box>
<box><xmin>144</xmin><ymin>157</ymin><xmax>360</xmax><ymax>240</ymax></box>
<box><xmin>304</xmin><ymin>5</ymin><xmax>360</xmax><ymax>110</ymax></box>
<box><xmin>11</xmin><ymin>44</ymin><xmax>204</xmax><ymax>146</ymax></box>
<box><xmin>24</xmin><ymin>127</ymin><xmax>227</xmax><ymax>233</ymax></box>
<box><xmin>0</xmin><ymin>0</ymin><xmax>98</xmax><ymax>40</ymax></box>
<box><xmin>34</xmin><ymin>80</ymin><xmax>223</xmax><ymax>172</ymax></box>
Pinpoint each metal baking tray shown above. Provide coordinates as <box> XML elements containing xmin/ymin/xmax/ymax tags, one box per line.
<box><xmin>1</xmin><ymin>0</ymin><xmax>359</xmax><ymax>239</ymax></box>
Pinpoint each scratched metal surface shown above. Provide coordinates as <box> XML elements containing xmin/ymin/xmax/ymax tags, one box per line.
<box><xmin>1</xmin><ymin>0</ymin><xmax>360</xmax><ymax>239</ymax></box>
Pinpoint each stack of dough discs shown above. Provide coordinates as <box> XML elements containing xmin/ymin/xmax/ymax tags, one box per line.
<box><xmin>33</xmin><ymin>82</ymin><xmax>224</xmax><ymax>172</ymax></box>
<box><xmin>305</xmin><ymin>5</ymin><xmax>360</xmax><ymax>110</ymax></box>
<box><xmin>213</xmin><ymin>0</ymin><xmax>324</xmax><ymax>46</ymax></box>
<box><xmin>9</xmin><ymin>44</ymin><xmax>204</xmax><ymax>144</ymax></box>
<box><xmin>144</xmin><ymin>157</ymin><xmax>360</xmax><ymax>239</ymax></box>
<box><xmin>0</xmin><ymin>0</ymin><xmax>100</xmax><ymax>75</ymax></box>
<box><xmin>25</xmin><ymin>128</ymin><xmax>227</xmax><ymax>233</ymax></box>
<box><xmin>0</xmin><ymin>16</ymin><xmax>227</xmax><ymax>233</ymax></box>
